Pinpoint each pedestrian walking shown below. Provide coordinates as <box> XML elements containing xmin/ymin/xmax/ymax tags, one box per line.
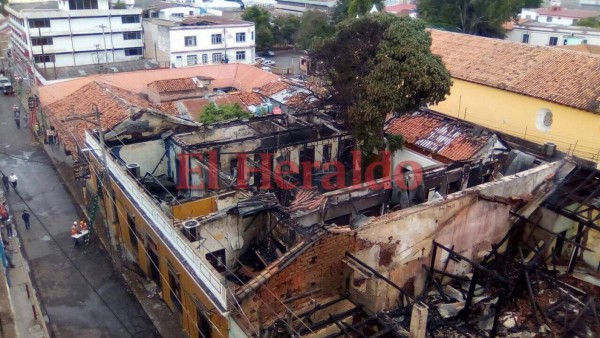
<box><xmin>1</xmin><ymin>174</ymin><xmax>8</xmax><ymax>191</ymax></box>
<box><xmin>22</xmin><ymin>210</ymin><xmax>30</xmax><ymax>230</ymax></box>
<box><xmin>5</xmin><ymin>219</ymin><xmax>13</xmax><ymax>238</ymax></box>
<box><xmin>0</xmin><ymin>204</ymin><xmax>8</xmax><ymax>222</ymax></box>
<box><xmin>8</xmin><ymin>173</ymin><xmax>17</xmax><ymax>190</ymax></box>
<box><xmin>14</xmin><ymin>108</ymin><xmax>20</xmax><ymax>129</ymax></box>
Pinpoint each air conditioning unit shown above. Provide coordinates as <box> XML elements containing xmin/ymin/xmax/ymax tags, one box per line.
<box><xmin>182</xmin><ymin>219</ymin><xmax>200</xmax><ymax>241</ymax></box>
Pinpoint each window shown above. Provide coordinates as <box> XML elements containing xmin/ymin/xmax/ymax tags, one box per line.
<box><xmin>29</xmin><ymin>19</ymin><xmax>50</xmax><ymax>28</ymax></box>
<box><xmin>31</xmin><ymin>37</ymin><xmax>53</xmax><ymax>46</ymax></box>
<box><xmin>212</xmin><ymin>53</ymin><xmax>222</xmax><ymax>63</ymax></box>
<box><xmin>172</xmin><ymin>13</ymin><xmax>183</xmax><ymax>18</ymax></box>
<box><xmin>549</xmin><ymin>37</ymin><xmax>558</xmax><ymax>46</ymax></box>
<box><xmin>185</xmin><ymin>36</ymin><xmax>196</xmax><ymax>46</ymax></box>
<box><xmin>201</xmin><ymin>54</ymin><xmax>208</xmax><ymax>64</ymax></box>
<box><xmin>583</xmin><ymin>39</ymin><xmax>588</xmax><ymax>44</ymax></box>
<box><xmin>151</xmin><ymin>12</ymin><xmax>159</xmax><ymax>18</ymax></box>
<box><xmin>124</xmin><ymin>47</ymin><xmax>143</xmax><ymax>56</ymax></box>
<box><xmin>323</xmin><ymin>144</ymin><xmax>332</xmax><ymax>163</ymax></box>
<box><xmin>127</xmin><ymin>214</ymin><xmax>138</xmax><ymax>249</ymax></box>
<box><xmin>123</xmin><ymin>32</ymin><xmax>141</xmax><ymax>40</ymax></box>
<box><xmin>168</xmin><ymin>265</ymin><xmax>182</xmax><ymax>311</ymax></box>
<box><xmin>236</xmin><ymin>32</ymin><xmax>246</xmax><ymax>42</ymax></box>
<box><xmin>121</xmin><ymin>15</ymin><xmax>140</xmax><ymax>24</ymax></box>
<box><xmin>189</xmin><ymin>11</ymin><xmax>194</xmax><ymax>15</ymax></box>
<box><xmin>251</xmin><ymin>31</ymin><xmax>254</xmax><ymax>41</ymax></box>
<box><xmin>187</xmin><ymin>54</ymin><xmax>197</xmax><ymax>65</ymax></box>
<box><xmin>546</xmin><ymin>16</ymin><xmax>553</xmax><ymax>23</ymax></box>
<box><xmin>211</xmin><ymin>34</ymin><xmax>222</xmax><ymax>44</ymax></box>
<box><xmin>235</xmin><ymin>51</ymin><xmax>245</xmax><ymax>61</ymax></box>
<box><xmin>522</xmin><ymin>34</ymin><xmax>529</xmax><ymax>43</ymax></box>
<box><xmin>34</xmin><ymin>54</ymin><xmax>55</xmax><ymax>63</ymax></box>
<box><xmin>68</xmin><ymin>0</ymin><xmax>98</xmax><ymax>10</ymax></box>
<box><xmin>525</xmin><ymin>15</ymin><xmax>531</xmax><ymax>19</ymax></box>
<box><xmin>573</xmin><ymin>19</ymin><xmax>579</xmax><ymax>24</ymax></box>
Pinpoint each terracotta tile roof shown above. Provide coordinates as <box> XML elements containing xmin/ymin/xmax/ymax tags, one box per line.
<box><xmin>260</xmin><ymin>81</ymin><xmax>291</xmax><ymax>96</ymax></box>
<box><xmin>385</xmin><ymin>110</ymin><xmax>490</xmax><ymax>162</ymax></box>
<box><xmin>385</xmin><ymin>3</ymin><xmax>416</xmax><ymax>15</ymax></box>
<box><xmin>535</xmin><ymin>8</ymin><xmax>599</xmax><ymax>18</ymax></box>
<box><xmin>238</xmin><ymin>91</ymin><xmax>265</xmax><ymax>106</ymax></box>
<box><xmin>149</xmin><ymin>77</ymin><xmax>198</xmax><ymax>93</ymax></box>
<box><xmin>288</xmin><ymin>188</ymin><xmax>326</xmax><ymax>213</ymax></box>
<box><xmin>181</xmin><ymin>94</ymin><xmax>246</xmax><ymax>121</ymax></box>
<box><xmin>38</xmin><ymin>64</ymin><xmax>279</xmax><ymax>106</ymax></box>
<box><xmin>557</xmin><ymin>44</ymin><xmax>600</xmax><ymax>55</ymax></box>
<box><xmin>430</xmin><ymin>29</ymin><xmax>600</xmax><ymax>113</ymax></box>
<box><xmin>286</xmin><ymin>92</ymin><xmax>315</xmax><ymax>110</ymax></box>
<box><xmin>45</xmin><ymin>81</ymin><xmax>179</xmax><ymax>153</ymax></box>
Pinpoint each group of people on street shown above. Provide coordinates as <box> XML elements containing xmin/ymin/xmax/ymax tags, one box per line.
<box><xmin>71</xmin><ymin>220</ymin><xmax>89</xmax><ymax>245</ymax></box>
<box><xmin>1</xmin><ymin>201</ymin><xmax>31</xmax><ymax>238</ymax></box>
<box><xmin>2</xmin><ymin>173</ymin><xmax>18</xmax><ymax>191</ymax></box>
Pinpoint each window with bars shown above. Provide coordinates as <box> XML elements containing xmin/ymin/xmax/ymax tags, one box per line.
<box><xmin>236</xmin><ymin>32</ymin><xmax>246</xmax><ymax>42</ymax></box>
<box><xmin>29</xmin><ymin>19</ymin><xmax>50</xmax><ymax>28</ymax></box>
<box><xmin>235</xmin><ymin>51</ymin><xmax>245</xmax><ymax>61</ymax></box>
<box><xmin>125</xmin><ymin>47</ymin><xmax>143</xmax><ymax>56</ymax></box>
<box><xmin>187</xmin><ymin>54</ymin><xmax>198</xmax><ymax>65</ymax></box>
<box><xmin>31</xmin><ymin>37</ymin><xmax>53</xmax><ymax>46</ymax></box>
<box><xmin>184</xmin><ymin>36</ymin><xmax>196</xmax><ymax>46</ymax></box>
<box><xmin>34</xmin><ymin>54</ymin><xmax>55</xmax><ymax>63</ymax></box>
<box><xmin>211</xmin><ymin>34</ymin><xmax>222</xmax><ymax>44</ymax></box>
<box><xmin>122</xmin><ymin>15</ymin><xmax>140</xmax><ymax>24</ymax></box>
<box><xmin>68</xmin><ymin>0</ymin><xmax>98</xmax><ymax>9</ymax></box>
<box><xmin>123</xmin><ymin>32</ymin><xmax>141</xmax><ymax>40</ymax></box>
<box><xmin>212</xmin><ymin>53</ymin><xmax>222</xmax><ymax>63</ymax></box>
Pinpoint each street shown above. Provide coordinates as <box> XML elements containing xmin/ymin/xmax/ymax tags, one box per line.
<box><xmin>0</xmin><ymin>92</ymin><xmax>157</xmax><ymax>337</ymax></box>
<box><xmin>263</xmin><ymin>49</ymin><xmax>305</xmax><ymax>75</ymax></box>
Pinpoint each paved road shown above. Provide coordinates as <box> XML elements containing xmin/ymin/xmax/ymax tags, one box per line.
<box><xmin>0</xmin><ymin>92</ymin><xmax>158</xmax><ymax>337</ymax></box>
<box><xmin>260</xmin><ymin>49</ymin><xmax>305</xmax><ymax>75</ymax></box>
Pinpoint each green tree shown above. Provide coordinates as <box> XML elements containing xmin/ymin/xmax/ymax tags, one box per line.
<box><xmin>242</xmin><ymin>6</ymin><xmax>274</xmax><ymax>48</ymax></box>
<box><xmin>200</xmin><ymin>103</ymin><xmax>251</xmax><ymax>124</ymax></box>
<box><xmin>112</xmin><ymin>1</ymin><xmax>126</xmax><ymax>9</ymax></box>
<box><xmin>312</xmin><ymin>14</ymin><xmax>452</xmax><ymax>153</ymax></box>
<box><xmin>296</xmin><ymin>10</ymin><xmax>335</xmax><ymax>50</ymax></box>
<box><xmin>273</xmin><ymin>15</ymin><xmax>301</xmax><ymax>45</ymax></box>
<box><xmin>332</xmin><ymin>0</ymin><xmax>384</xmax><ymax>23</ymax></box>
<box><xmin>575</xmin><ymin>17</ymin><xmax>600</xmax><ymax>28</ymax></box>
<box><xmin>418</xmin><ymin>0</ymin><xmax>542</xmax><ymax>38</ymax></box>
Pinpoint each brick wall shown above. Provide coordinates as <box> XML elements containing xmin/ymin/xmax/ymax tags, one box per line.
<box><xmin>238</xmin><ymin>231</ymin><xmax>357</xmax><ymax>331</ymax></box>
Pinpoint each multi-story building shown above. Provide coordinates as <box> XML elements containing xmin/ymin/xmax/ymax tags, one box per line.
<box><xmin>6</xmin><ymin>0</ymin><xmax>144</xmax><ymax>82</ymax></box>
<box><xmin>143</xmin><ymin>16</ymin><xmax>255</xmax><ymax>68</ymax></box>
<box><xmin>506</xmin><ymin>20</ymin><xmax>600</xmax><ymax>46</ymax></box>
<box><xmin>519</xmin><ymin>5</ymin><xmax>599</xmax><ymax>25</ymax></box>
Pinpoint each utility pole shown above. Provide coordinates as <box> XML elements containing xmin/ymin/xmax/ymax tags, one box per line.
<box><xmin>61</xmin><ymin>105</ymin><xmax>119</xmax><ymax>257</ymax></box>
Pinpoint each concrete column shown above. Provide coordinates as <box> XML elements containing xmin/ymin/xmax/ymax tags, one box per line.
<box><xmin>409</xmin><ymin>302</ymin><xmax>428</xmax><ymax>338</ymax></box>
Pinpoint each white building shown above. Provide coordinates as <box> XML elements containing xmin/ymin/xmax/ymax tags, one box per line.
<box><xmin>143</xmin><ymin>16</ymin><xmax>255</xmax><ymax>68</ymax></box>
<box><xmin>506</xmin><ymin>20</ymin><xmax>600</xmax><ymax>46</ymax></box>
<box><xmin>518</xmin><ymin>5</ymin><xmax>599</xmax><ymax>25</ymax></box>
<box><xmin>143</xmin><ymin>3</ymin><xmax>205</xmax><ymax>21</ymax></box>
<box><xmin>6</xmin><ymin>0</ymin><xmax>144</xmax><ymax>72</ymax></box>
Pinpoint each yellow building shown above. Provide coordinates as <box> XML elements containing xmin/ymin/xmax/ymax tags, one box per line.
<box><xmin>429</xmin><ymin>30</ymin><xmax>600</xmax><ymax>165</ymax></box>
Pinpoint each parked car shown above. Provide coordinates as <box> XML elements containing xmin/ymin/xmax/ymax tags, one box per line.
<box><xmin>0</xmin><ymin>77</ymin><xmax>13</xmax><ymax>95</ymax></box>
<box><xmin>262</xmin><ymin>60</ymin><xmax>276</xmax><ymax>67</ymax></box>
<box><xmin>261</xmin><ymin>66</ymin><xmax>272</xmax><ymax>73</ymax></box>
<box><xmin>254</xmin><ymin>57</ymin><xmax>265</xmax><ymax>63</ymax></box>
<box><xmin>261</xmin><ymin>50</ymin><xmax>275</xmax><ymax>57</ymax></box>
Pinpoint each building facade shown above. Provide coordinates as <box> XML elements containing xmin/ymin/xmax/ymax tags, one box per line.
<box><xmin>519</xmin><ymin>6</ymin><xmax>600</xmax><ymax>25</ymax></box>
<box><xmin>6</xmin><ymin>0</ymin><xmax>144</xmax><ymax>71</ymax></box>
<box><xmin>506</xmin><ymin>21</ymin><xmax>600</xmax><ymax>46</ymax></box>
<box><xmin>143</xmin><ymin>16</ymin><xmax>255</xmax><ymax>68</ymax></box>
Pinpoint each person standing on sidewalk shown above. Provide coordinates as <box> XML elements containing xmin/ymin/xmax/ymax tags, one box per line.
<box><xmin>1</xmin><ymin>174</ymin><xmax>8</xmax><ymax>191</ymax></box>
<box><xmin>14</xmin><ymin>107</ymin><xmax>21</xmax><ymax>129</ymax></box>
<box><xmin>5</xmin><ymin>218</ymin><xmax>13</xmax><ymax>238</ymax></box>
<box><xmin>8</xmin><ymin>173</ymin><xmax>17</xmax><ymax>190</ymax></box>
<box><xmin>22</xmin><ymin>210</ymin><xmax>31</xmax><ymax>230</ymax></box>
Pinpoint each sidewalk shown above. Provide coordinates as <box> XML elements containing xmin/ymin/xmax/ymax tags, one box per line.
<box><xmin>1</xmin><ymin>190</ymin><xmax>50</xmax><ymax>338</ymax></box>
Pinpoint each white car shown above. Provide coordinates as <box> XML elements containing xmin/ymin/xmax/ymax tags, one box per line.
<box><xmin>262</xmin><ymin>60</ymin><xmax>275</xmax><ymax>67</ymax></box>
<box><xmin>261</xmin><ymin>66</ymin><xmax>272</xmax><ymax>72</ymax></box>
<box><xmin>255</xmin><ymin>57</ymin><xmax>265</xmax><ymax>63</ymax></box>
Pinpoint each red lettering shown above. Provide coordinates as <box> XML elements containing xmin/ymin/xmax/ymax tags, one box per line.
<box><xmin>352</xmin><ymin>150</ymin><xmax>362</xmax><ymax>186</ymax></box>
<box><xmin>237</xmin><ymin>153</ymin><xmax>273</xmax><ymax>190</ymax></box>
<box><xmin>274</xmin><ymin>161</ymin><xmax>299</xmax><ymax>190</ymax></box>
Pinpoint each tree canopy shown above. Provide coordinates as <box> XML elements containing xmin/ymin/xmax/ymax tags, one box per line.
<box><xmin>295</xmin><ymin>10</ymin><xmax>335</xmax><ymax>49</ymax></box>
<box><xmin>419</xmin><ymin>0</ymin><xmax>542</xmax><ymax>37</ymax></box>
<box><xmin>332</xmin><ymin>0</ymin><xmax>384</xmax><ymax>23</ymax></box>
<box><xmin>312</xmin><ymin>14</ymin><xmax>452</xmax><ymax>153</ymax></box>
<box><xmin>575</xmin><ymin>17</ymin><xmax>600</xmax><ymax>28</ymax></box>
<box><xmin>242</xmin><ymin>6</ymin><xmax>273</xmax><ymax>49</ymax></box>
<box><xmin>273</xmin><ymin>14</ymin><xmax>301</xmax><ymax>46</ymax></box>
<box><xmin>200</xmin><ymin>103</ymin><xmax>251</xmax><ymax>124</ymax></box>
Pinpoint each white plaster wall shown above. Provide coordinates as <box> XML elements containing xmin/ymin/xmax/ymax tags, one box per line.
<box><xmin>506</xmin><ymin>26</ymin><xmax>600</xmax><ymax>46</ymax></box>
<box><xmin>538</xmin><ymin>14</ymin><xmax>577</xmax><ymax>25</ymax></box>
<box><xmin>117</xmin><ymin>139</ymin><xmax>168</xmax><ymax>177</ymax></box>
